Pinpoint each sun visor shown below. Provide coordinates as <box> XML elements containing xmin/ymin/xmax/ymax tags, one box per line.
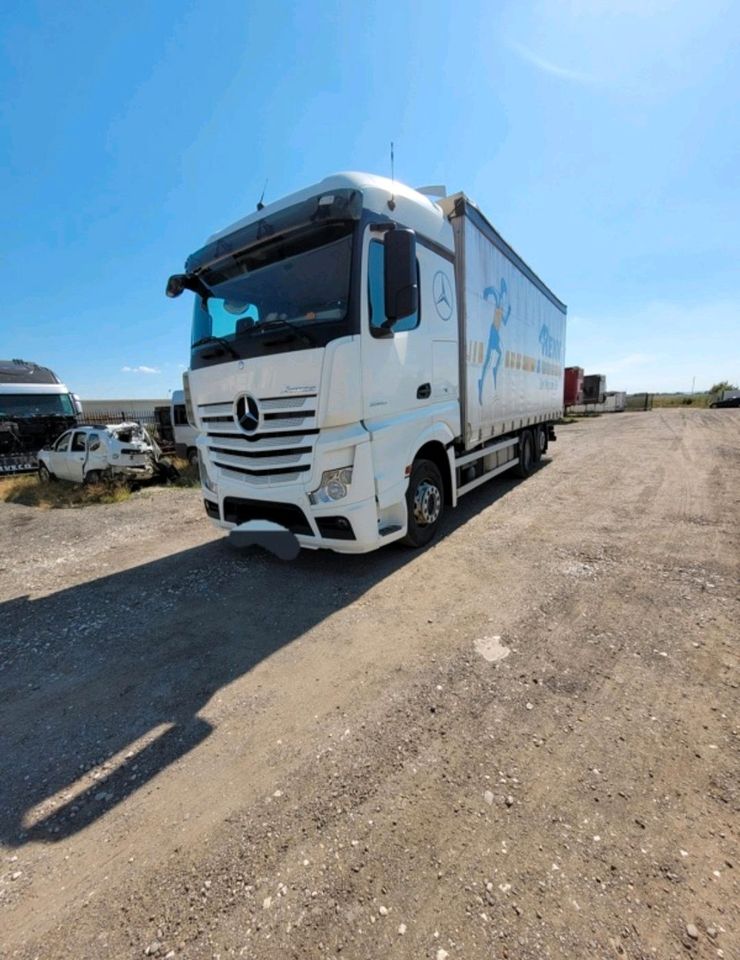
<box><xmin>185</xmin><ymin>189</ymin><xmax>363</xmax><ymax>274</ymax></box>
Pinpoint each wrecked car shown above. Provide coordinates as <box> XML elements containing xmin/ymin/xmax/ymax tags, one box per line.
<box><xmin>37</xmin><ymin>423</ymin><xmax>178</xmax><ymax>485</ymax></box>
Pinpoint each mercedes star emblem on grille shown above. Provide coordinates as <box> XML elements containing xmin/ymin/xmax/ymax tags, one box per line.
<box><xmin>236</xmin><ymin>394</ymin><xmax>260</xmax><ymax>434</ymax></box>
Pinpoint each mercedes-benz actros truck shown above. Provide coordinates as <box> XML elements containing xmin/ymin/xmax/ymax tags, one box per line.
<box><xmin>166</xmin><ymin>173</ymin><xmax>566</xmax><ymax>554</ymax></box>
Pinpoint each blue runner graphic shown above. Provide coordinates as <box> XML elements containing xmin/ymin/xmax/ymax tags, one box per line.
<box><xmin>478</xmin><ymin>279</ymin><xmax>511</xmax><ymax>404</ymax></box>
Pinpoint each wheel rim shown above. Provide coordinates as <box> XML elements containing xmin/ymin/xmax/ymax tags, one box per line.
<box><xmin>413</xmin><ymin>480</ymin><xmax>441</xmax><ymax>526</ymax></box>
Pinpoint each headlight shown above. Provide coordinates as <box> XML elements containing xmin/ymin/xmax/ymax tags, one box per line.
<box><xmin>198</xmin><ymin>451</ymin><xmax>218</xmax><ymax>494</ymax></box>
<box><xmin>310</xmin><ymin>467</ymin><xmax>353</xmax><ymax>505</ymax></box>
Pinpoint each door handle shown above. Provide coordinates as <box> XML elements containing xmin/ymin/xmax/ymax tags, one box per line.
<box><xmin>417</xmin><ymin>383</ymin><xmax>431</xmax><ymax>399</ymax></box>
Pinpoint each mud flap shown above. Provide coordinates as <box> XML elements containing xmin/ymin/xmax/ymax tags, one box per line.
<box><xmin>229</xmin><ymin>520</ymin><xmax>301</xmax><ymax>560</ymax></box>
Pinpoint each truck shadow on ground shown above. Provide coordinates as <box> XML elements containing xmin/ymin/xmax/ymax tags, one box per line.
<box><xmin>0</xmin><ymin>462</ymin><xmax>550</xmax><ymax>847</ymax></box>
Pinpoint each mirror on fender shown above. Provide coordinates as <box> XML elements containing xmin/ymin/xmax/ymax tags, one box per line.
<box><xmin>384</xmin><ymin>228</ymin><xmax>418</xmax><ymax>322</ymax></box>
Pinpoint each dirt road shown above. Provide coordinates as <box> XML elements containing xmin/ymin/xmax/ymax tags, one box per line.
<box><xmin>1</xmin><ymin>409</ymin><xmax>737</xmax><ymax>960</ymax></box>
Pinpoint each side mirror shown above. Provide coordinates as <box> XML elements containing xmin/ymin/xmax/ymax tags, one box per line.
<box><xmin>166</xmin><ymin>274</ymin><xmax>188</xmax><ymax>298</ymax></box>
<box><xmin>384</xmin><ymin>229</ymin><xmax>418</xmax><ymax>322</ymax></box>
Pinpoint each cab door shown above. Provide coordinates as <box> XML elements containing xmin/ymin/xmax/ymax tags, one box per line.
<box><xmin>360</xmin><ymin>229</ymin><xmax>431</xmax><ymax>423</ymax></box>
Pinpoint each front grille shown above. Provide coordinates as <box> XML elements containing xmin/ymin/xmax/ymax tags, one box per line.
<box><xmin>198</xmin><ymin>394</ymin><xmax>318</xmax><ymax>485</ymax></box>
<box><xmin>222</xmin><ymin>497</ymin><xmax>314</xmax><ymax>536</ymax></box>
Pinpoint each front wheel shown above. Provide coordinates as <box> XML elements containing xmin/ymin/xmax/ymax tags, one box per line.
<box><xmin>38</xmin><ymin>464</ymin><xmax>53</xmax><ymax>483</ymax></box>
<box><xmin>187</xmin><ymin>448</ymin><xmax>198</xmax><ymax>466</ymax></box>
<box><xmin>402</xmin><ymin>459</ymin><xmax>444</xmax><ymax>548</ymax></box>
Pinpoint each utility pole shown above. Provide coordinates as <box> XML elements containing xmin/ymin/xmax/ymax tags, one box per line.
<box><xmin>691</xmin><ymin>376</ymin><xmax>695</xmax><ymax>395</ymax></box>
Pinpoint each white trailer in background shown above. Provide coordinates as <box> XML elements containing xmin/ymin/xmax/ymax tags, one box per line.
<box><xmin>170</xmin><ymin>389</ymin><xmax>199</xmax><ymax>464</ymax></box>
<box><xmin>167</xmin><ymin>172</ymin><xmax>566</xmax><ymax>554</ymax></box>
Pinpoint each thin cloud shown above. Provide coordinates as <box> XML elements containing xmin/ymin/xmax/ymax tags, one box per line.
<box><xmin>121</xmin><ymin>365</ymin><xmax>161</xmax><ymax>374</ymax></box>
<box><xmin>508</xmin><ymin>40</ymin><xmax>595</xmax><ymax>84</ymax></box>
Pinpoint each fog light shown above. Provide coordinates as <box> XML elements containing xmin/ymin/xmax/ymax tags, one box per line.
<box><xmin>310</xmin><ymin>466</ymin><xmax>353</xmax><ymax>505</ymax></box>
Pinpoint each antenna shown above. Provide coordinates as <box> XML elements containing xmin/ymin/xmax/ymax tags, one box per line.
<box><xmin>256</xmin><ymin>178</ymin><xmax>268</xmax><ymax>211</ymax></box>
<box><xmin>388</xmin><ymin>141</ymin><xmax>396</xmax><ymax>211</ymax></box>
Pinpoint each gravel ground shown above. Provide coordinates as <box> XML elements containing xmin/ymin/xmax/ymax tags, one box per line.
<box><xmin>0</xmin><ymin>408</ymin><xmax>738</xmax><ymax>960</ymax></box>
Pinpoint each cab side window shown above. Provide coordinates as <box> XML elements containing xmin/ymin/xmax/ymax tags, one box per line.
<box><xmin>55</xmin><ymin>432</ymin><xmax>72</xmax><ymax>451</ymax></box>
<box><xmin>368</xmin><ymin>240</ymin><xmax>420</xmax><ymax>336</ymax></box>
<box><xmin>71</xmin><ymin>432</ymin><xmax>87</xmax><ymax>452</ymax></box>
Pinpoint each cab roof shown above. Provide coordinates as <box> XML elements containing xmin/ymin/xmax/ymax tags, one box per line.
<box><xmin>206</xmin><ymin>172</ymin><xmax>454</xmax><ymax>254</ymax></box>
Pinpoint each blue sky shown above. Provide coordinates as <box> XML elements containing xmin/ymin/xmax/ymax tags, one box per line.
<box><xmin>1</xmin><ymin>0</ymin><xmax>738</xmax><ymax>397</ymax></box>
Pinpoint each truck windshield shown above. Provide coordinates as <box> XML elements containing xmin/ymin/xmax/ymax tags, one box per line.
<box><xmin>0</xmin><ymin>393</ymin><xmax>75</xmax><ymax>418</ymax></box>
<box><xmin>190</xmin><ymin>222</ymin><xmax>354</xmax><ymax>367</ymax></box>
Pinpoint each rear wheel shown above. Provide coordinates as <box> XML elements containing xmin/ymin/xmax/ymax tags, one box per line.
<box><xmin>84</xmin><ymin>469</ymin><xmax>103</xmax><ymax>485</ymax></box>
<box><xmin>402</xmin><ymin>459</ymin><xmax>444</xmax><ymax>548</ymax></box>
<box><xmin>533</xmin><ymin>424</ymin><xmax>548</xmax><ymax>461</ymax></box>
<box><xmin>516</xmin><ymin>430</ymin><xmax>534</xmax><ymax>478</ymax></box>
<box><xmin>38</xmin><ymin>464</ymin><xmax>53</xmax><ymax>483</ymax></box>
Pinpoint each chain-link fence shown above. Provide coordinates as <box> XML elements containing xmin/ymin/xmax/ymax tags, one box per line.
<box><xmin>78</xmin><ymin>409</ymin><xmax>175</xmax><ymax>450</ymax></box>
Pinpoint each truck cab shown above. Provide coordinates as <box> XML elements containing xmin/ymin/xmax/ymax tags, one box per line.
<box><xmin>0</xmin><ymin>359</ymin><xmax>81</xmax><ymax>476</ymax></box>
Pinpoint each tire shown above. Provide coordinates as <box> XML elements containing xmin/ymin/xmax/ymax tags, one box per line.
<box><xmin>533</xmin><ymin>424</ymin><xmax>547</xmax><ymax>462</ymax></box>
<box><xmin>38</xmin><ymin>464</ymin><xmax>54</xmax><ymax>483</ymax></box>
<box><xmin>402</xmin><ymin>459</ymin><xmax>444</xmax><ymax>548</ymax></box>
<box><xmin>84</xmin><ymin>469</ymin><xmax>103</xmax><ymax>485</ymax></box>
<box><xmin>187</xmin><ymin>448</ymin><xmax>199</xmax><ymax>466</ymax></box>
<box><xmin>157</xmin><ymin>459</ymin><xmax>180</xmax><ymax>482</ymax></box>
<box><xmin>539</xmin><ymin>424</ymin><xmax>549</xmax><ymax>455</ymax></box>
<box><xmin>515</xmin><ymin>430</ymin><xmax>534</xmax><ymax>478</ymax></box>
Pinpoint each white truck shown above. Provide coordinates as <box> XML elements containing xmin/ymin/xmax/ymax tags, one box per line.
<box><xmin>0</xmin><ymin>359</ymin><xmax>82</xmax><ymax>476</ymax></box>
<box><xmin>166</xmin><ymin>173</ymin><xmax>566</xmax><ymax>555</ymax></box>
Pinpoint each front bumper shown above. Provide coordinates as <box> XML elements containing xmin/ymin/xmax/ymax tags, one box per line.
<box><xmin>197</xmin><ymin>419</ymin><xmax>411</xmax><ymax>554</ymax></box>
<box><xmin>205</xmin><ymin>487</ymin><xmax>394</xmax><ymax>553</ymax></box>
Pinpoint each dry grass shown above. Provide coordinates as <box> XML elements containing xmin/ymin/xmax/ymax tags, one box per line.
<box><xmin>0</xmin><ymin>457</ymin><xmax>200</xmax><ymax>509</ymax></box>
<box><xmin>0</xmin><ymin>474</ymin><xmax>132</xmax><ymax>509</ymax></box>
<box><xmin>170</xmin><ymin>457</ymin><xmax>200</xmax><ymax>488</ymax></box>
<box><xmin>651</xmin><ymin>392</ymin><xmax>711</xmax><ymax>407</ymax></box>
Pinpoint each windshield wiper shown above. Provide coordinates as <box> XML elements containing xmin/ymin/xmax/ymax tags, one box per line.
<box><xmin>192</xmin><ymin>335</ymin><xmax>240</xmax><ymax>359</ymax></box>
<box><xmin>258</xmin><ymin>317</ymin><xmax>317</xmax><ymax>346</ymax></box>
